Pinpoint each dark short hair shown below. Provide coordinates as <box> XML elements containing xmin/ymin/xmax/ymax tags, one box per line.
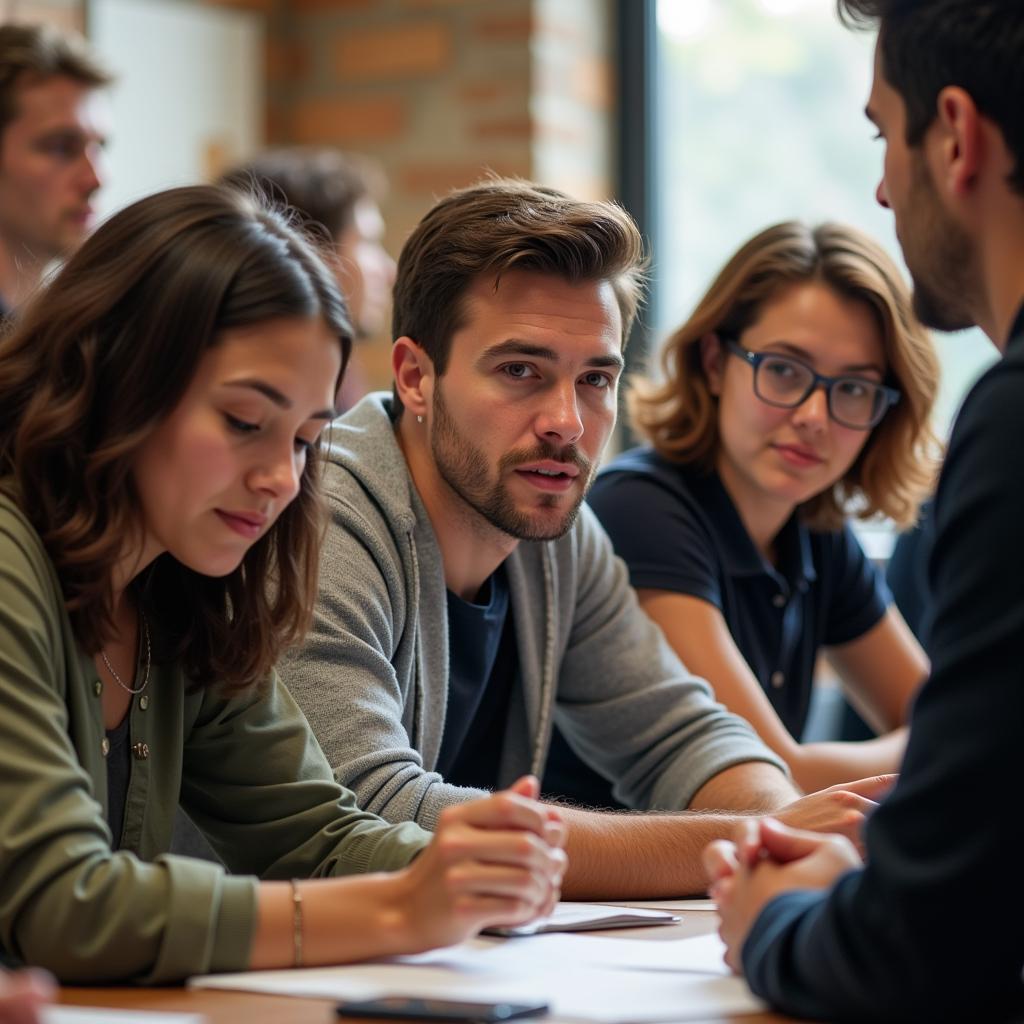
<box><xmin>391</xmin><ymin>177</ymin><xmax>646</xmax><ymax>413</ymax></box>
<box><xmin>0</xmin><ymin>22</ymin><xmax>112</xmax><ymax>140</ymax></box>
<box><xmin>0</xmin><ymin>185</ymin><xmax>352</xmax><ymax>694</ymax></box>
<box><xmin>219</xmin><ymin>147</ymin><xmax>385</xmax><ymax>243</ymax></box>
<box><xmin>838</xmin><ymin>0</ymin><xmax>1024</xmax><ymax>193</ymax></box>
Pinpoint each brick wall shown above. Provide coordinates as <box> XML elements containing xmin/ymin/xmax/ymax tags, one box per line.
<box><xmin>262</xmin><ymin>0</ymin><xmax>617</xmax><ymax>386</ymax></box>
<box><xmin>12</xmin><ymin>0</ymin><xmax>618</xmax><ymax>390</ymax></box>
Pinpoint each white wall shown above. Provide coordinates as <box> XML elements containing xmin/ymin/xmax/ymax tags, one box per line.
<box><xmin>90</xmin><ymin>0</ymin><xmax>263</xmax><ymax>219</ymax></box>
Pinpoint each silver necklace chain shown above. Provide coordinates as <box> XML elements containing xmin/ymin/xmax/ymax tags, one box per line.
<box><xmin>100</xmin><ymin>609</ymin><xmax>151</xmax><ymax>696</ymax></box>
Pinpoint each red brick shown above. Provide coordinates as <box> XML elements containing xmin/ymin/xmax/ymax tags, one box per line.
<box><xmin>265</xmin><ymin>37</ymin><xmax>310</xmax><ymax>83</ymax></box>
<box><xmin>399</xmin><ymin>160</ymin><xmax>528</xmax><ymax>195</ymax></box>
<box><xmin>264</xmin><ymin>100</ymin><xmax>290</xmax><ymax>144</ymax></box>
<box><xmin>333</xmin><ymin>22</ymin><xmax>451</xmax><ymax>79</ymax></box>
<box><xmin>471</xmin><ymin>115</ymin><xmax>533</xmax><ymax>141</ymax></box>
<box><xmin>291</xmin><ymin>0</ymin><xmax>373</xmax><ymax>11</ymax></box>
<box><xmin>291</xmin><ymin>95</ymin><xmax>407</xmax><ymax>143</ymax></box>
<box><xmin>473</xmin><ymin>12</ymin><xmax>534</xmax><ymax>43</ymax></box>
<box><xmin>457</xmin><ymin>80</ymin><xmax>515</xmax><ymax>105</ymax></box>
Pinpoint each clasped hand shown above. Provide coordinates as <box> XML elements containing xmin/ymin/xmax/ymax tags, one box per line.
<box><xmin>704</xmin><ymin>815</ymin><xmax>863</xmax><ymax>973</ymax></box>
<box><xmin>396</xmin><ymin>775</ymin><xmax>567</xmax><ymax>950</ymax></box>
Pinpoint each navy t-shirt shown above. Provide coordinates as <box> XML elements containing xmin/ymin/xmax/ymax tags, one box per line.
<box><xmin>438</xmin><ymin>568</ymin><xmax>518</xmax><ymax>791</ymax></box>
<box><xmin>589</xmin><ymin>448</ymin><xmax>889</xmax><ymax>738</ymax></box>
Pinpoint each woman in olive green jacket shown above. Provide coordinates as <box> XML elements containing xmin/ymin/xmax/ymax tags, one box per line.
<box><xmin>0</xmin><ymin>185</ymin><xmax>565</xmax><ymax>985</ymax></box>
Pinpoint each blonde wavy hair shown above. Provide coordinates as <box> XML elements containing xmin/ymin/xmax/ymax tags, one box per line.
<box><xmin>629</xmin><ymin>221</ymin><xmax>940</xmax><ymax>530</ymax></box>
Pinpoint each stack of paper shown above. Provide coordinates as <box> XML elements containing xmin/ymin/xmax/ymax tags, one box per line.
<box><xmin>485</xmin><ymin>902</ymin><xmax>679</xmax><ymax>936</ymax></box>
<box><xmin>191</xmin><ymin>926</ymin><xmax>764</xmax><ymax>1021</ymax></box>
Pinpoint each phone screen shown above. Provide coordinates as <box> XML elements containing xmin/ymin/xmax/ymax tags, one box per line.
<box><xmin>336</xmin><ymin>996</ymin><xmax>550</xmax><ymax>1021</ymax></box>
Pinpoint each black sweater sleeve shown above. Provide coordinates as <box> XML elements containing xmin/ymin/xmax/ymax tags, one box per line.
<box><xmin>741</xmin><ymin>338</ymin><xmax>1024</xmax><ymax>1023</ymax></box>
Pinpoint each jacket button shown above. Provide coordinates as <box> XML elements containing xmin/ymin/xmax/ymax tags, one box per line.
<box><xmin>93</xmin><ymin>680</ymin><xmax>103</xmax><ymax>697</ymax></box>
<box><xmin>772</xmin><ymin>593</ymin><xmax>786</xmax><ymax>608</ymax></box>
<box><xmin>101</xmin><ymin>737</ymin><xmax>110</xmax><ymax>757</ymax></box>
<box><xmin>770</xmin><ymin>671</ymin><xmax>785</xmax><ymax>688</ymax></box>
<box><xmin>131</xmin><ymin>742</ymin><xmax>150</xmax><ymax>760</ymax></box>
<box><xmin>139</xmin><ymin>695</ymin><xmax>150</xmax><ymax>711</ymax></box>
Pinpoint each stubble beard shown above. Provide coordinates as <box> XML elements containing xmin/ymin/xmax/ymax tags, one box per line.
<box><xmin>903</xmin><ymin>152</ymin><xmax>980</xmax><ymax>333</ymax></box>
<box><xmin>430</xmin><ymin>382</ymin><xmax>593</xmax><ymax>542</ymax></box>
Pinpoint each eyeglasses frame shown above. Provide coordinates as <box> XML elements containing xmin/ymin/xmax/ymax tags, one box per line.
<box><xmin>721</xmin><ymin>337</ymin><xmax>901</xmax><ymax>431</ymax></box>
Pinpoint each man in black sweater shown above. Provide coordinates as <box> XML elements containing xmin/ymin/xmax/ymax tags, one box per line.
<box><xmin>704</xmin><ymin>2</ymin><xmax>1024</xmax><ymax>1020</ymax></box>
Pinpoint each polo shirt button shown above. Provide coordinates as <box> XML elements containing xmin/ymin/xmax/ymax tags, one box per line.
<box><xmin>132</xmin><ymin>742</ymin><xmax>150</xmax><ymax>760</ymax></box>
<box><xmin>100</xmin><ymin>737</ymin><xmax>110</xmax><ymax>757</ymax></box>
<box><xmin>770</xmin><ymin>670</ymin><xmax>785</xmax><ymax>688</ymax></box>
<box><xmin>93</xmin><ymin>680</ymin><xmax>103</xmax><ymax>697</ymax></box>
<box><xmin>772</xmin><ymin>593</ymin><xmax>786</xmax><ymax>608</ymax></box>
<box><xmin>139</xmin><ymin>695</ymin><xmax>150</xmax><ymax>711</ymax></box>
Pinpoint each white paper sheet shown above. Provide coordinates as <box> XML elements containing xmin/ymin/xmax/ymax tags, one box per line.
<box><xmin>600</xmin><ymin>899</ymin><xmax>717</xmax><ymax>913</ymax></box>
<box><xmin>486</xmin><ymin>902</ymin><xmax>679</xmax><ymax>936</ymax></box>
<box><xmin>508</xmin><ymin>932</ymin><xmax>731</xmax><ymax>976</ymax></box>
<box><xmin>190</xmin><ymin>932</ymin><xmax>760</xmax><ymax>1022</ymax></box>
<box><xmin>43</xmin><ymin>1009</ymin><xmax>204</xmax><ymax>1024</ymax></box>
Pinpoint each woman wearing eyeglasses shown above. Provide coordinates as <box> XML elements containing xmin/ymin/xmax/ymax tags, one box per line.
<box><xmin>587</xmin><ymin>221</ymin><xmax>937</xmax><ymax>794</ymax></box>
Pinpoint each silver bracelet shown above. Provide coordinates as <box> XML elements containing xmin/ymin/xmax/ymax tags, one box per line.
<box><xmin>290</xmin><ymin>879</ymin><xmax>304</xmax><ymax>968</ymax></box>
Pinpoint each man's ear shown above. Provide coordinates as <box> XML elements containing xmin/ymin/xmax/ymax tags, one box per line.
<box><xmin>392</xmin><ymin>336</ymin><xmax>434</xmax><ymax>418</ymax></box>
<box><xmin>933</xmin><ymin>85</ymin><xmax>984</xmax><ymax>199</ymax></box>
<box><xmin>700</xmin><ymin>332</ymin><xmax>725</xmax><ymax>396</ymax></box>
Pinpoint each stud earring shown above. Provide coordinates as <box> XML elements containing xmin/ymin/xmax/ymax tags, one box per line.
<box><xmin>416</xmin><ymin>414</ymin><xmax>424</xmax><ymax>424</ymax></box>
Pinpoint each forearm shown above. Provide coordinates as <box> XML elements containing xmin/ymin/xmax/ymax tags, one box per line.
<box><xmin>251</xmin><ymin>874</ymin><xmax>410</xmax><ymax>969</ymax></box>
<box><xmin>558</xmin><ymin>805</ymin><xmax>758</xmax><ymax>899</ymax></box>
<box><xmin>791</xmin><ymin>729</ymin><xmax>907</xmax><ymax>794</ymax></box>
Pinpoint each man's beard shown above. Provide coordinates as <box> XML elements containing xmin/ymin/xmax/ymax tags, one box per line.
<box><xmin>902</xmin><ymin>152</ymin><xmax>980</xmax><ymax>333</ymax></box>
<box><xmin>430</xmin><ymin>383</ymin><xmax>593</xmax><ymax>541</ymax></box>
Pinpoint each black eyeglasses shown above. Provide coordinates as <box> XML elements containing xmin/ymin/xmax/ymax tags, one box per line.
<box><xmin>723</xmin><ymin>339</ymin><xmax>900</xmax><ymax>430</ymax></box>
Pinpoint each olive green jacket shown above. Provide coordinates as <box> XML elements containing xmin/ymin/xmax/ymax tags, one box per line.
<box><xmin>0</xmin><ymin>492</ymin><xmax>429</xmax><ymax>984</ymax></box>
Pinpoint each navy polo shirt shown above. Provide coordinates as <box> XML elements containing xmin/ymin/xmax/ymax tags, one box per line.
<box><xmin>437</xmin><ymin>568</ymin><xmax>517</xmax><ymax>791</ymax></box>
<box><xmin>588</xmin><ymin>448</ymin><xmax>890</xmax><ymax>740</ymax></box>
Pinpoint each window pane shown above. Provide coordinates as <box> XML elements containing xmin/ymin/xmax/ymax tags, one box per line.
<box><xmin>653</xmin><ymin>0</ymin><xmax>997</xmax><ymax>435</ymax></box>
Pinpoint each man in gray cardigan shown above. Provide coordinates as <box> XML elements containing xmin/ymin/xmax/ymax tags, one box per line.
<box><xmin>283</xmin><ymin>178</ymin><xmax>885</xmax><ymax>899</ymax></box>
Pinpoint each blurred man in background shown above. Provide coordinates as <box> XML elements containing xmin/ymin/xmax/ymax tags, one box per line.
<box><xmin>221</xmin><ymin>147</ymin><xmax>396</xmax><ymax>408</ymax></box>
<box><xmin>0</xmin><ymin>23</ymin><xmax>111</xmax><ymax>315</ymax></box>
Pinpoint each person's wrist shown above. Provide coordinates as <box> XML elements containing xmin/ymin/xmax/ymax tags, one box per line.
<box><xmin>372</xmin><ymin>868</ymin><xmax>421</xmax><ymax>955</ymax></box>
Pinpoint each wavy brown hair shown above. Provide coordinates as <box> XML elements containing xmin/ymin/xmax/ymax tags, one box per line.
<box><xmin>0</xmin><ymin>185</ymin><xmax>351</xmax><ymax>692</ymax></box>
<box><xmin>629</xmin><ymin>221</ymin><xmax>940</xmax><ymax>530</ymax></box>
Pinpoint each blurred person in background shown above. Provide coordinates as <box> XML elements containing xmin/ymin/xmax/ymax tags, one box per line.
<box><xmin>0</xmin><ymin>22</ymin><xmax>110</xmax><ymax>315</ymax></box>
<box><xmin>221</xmin><ymin>146</ymin><xmax>395</xmax><ymax>410</ymax></box>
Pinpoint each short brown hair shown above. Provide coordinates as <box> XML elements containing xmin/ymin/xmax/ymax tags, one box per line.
<box><xmin>629</xmin><ymin>221</ymin><xmax>940</xmax><ymax>530</ymax></box>
<box><xmin>219</xmin><ymin>146</ymin><xmax>385</xmax><ymax>244</ymax></box>
<box><xmin>0</xmin><ymin>185</ymin><xmax>352</xmax><ymax>694</ymax></box>
<box><xmin>0</xmin><ymin>23</ymin><xmax>112</xmax><ymax>140</ymax></box>
<box><xmin>391</xmin><ymin>177</ymin><xmax>646</xmax><ymax>413</ymax></box>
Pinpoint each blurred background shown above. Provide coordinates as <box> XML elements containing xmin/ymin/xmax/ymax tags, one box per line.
<box><xmin>2</xmin><ymin>0</ymin><xmax>997</xmax><ymax>439</ymax></box>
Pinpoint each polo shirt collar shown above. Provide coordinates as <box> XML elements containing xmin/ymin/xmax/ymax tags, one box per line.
<box><xmin>691</xmin><ymin>470</ymin><xmax>816</xmax><ymax>594</ymax></box>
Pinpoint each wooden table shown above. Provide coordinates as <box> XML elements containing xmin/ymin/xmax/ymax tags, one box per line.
<box><xmin>59</xmin><ymin>911</ymin><xmax>801</xmax><ymax>1024</ymax></box>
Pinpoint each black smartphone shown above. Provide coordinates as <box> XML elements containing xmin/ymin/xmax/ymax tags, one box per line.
<box><xmin>336</xmin><ymin>996</ymin><xmax>550</xmax><ymax>1022</ymax></box>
